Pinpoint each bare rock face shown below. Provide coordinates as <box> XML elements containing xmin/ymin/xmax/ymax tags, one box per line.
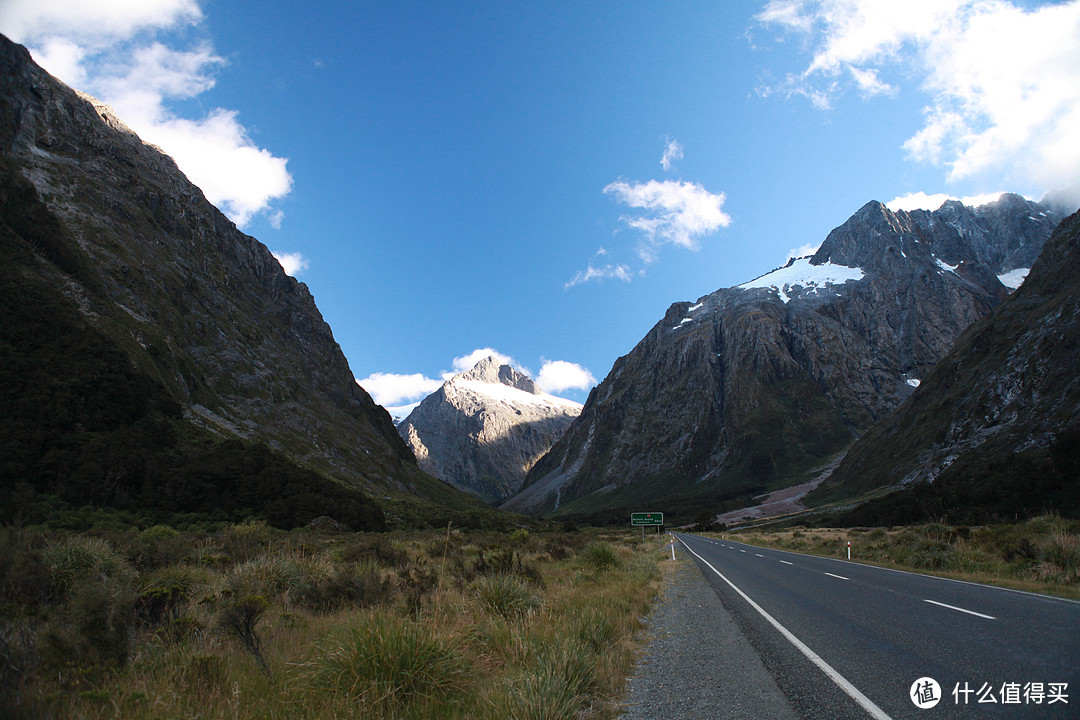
<box><xmin>506</xmin><ymin>196</ymin><xmax>1066</xmax><ymax>519</ymax></box>
<box><xmin>812</xmin><ymin>208</ymin><xmax>1080</xmax><ymax>521</ymax></box>
<box><xmin>0</xmin><ymin>35</ymin><xmax>450</xmax><ymax>500</ymax></box>
<box><xmin>398</xmin><ymin>357</ymin><xmax>581</xmax><ymax>502</ymax></box>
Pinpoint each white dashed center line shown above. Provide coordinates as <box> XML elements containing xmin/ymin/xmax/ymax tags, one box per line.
<box><xmin>923</xmin><ymin>599</ymin><xmax>996</xmax><ymax>620</ymax></box>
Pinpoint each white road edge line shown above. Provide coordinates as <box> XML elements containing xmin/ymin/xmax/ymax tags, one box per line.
<box><xmin>825</xmin><ymin>572</ymin><xmax>850</xmax><ymax>581</ymax></box>
<box><xmin>678</xmin><ymin>537</ymin><xmax>893</xmax><ymax>720</ymax></box>
<box><xmin>923</xmin><ymin>599</ymin><xmax>996</xmax><ymax>620</ymax></box>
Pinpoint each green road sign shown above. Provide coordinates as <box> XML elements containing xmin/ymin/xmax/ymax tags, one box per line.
<box><xmin>631</xmin><ymin>512</ymin><xmax>663</xmax><ymax>526</ymax></box>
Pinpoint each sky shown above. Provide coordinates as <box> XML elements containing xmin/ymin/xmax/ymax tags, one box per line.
<box><xmin>3</xmin><ymin>0</ymin><xmax>1079</xmax><ymax>416</ymax></box>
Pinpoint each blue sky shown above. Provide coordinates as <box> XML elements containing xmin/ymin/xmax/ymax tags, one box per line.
<box><xmin>4</xmin><ymin>0</ymin><xmax>1078</xmax><ymax>413</ymax></box>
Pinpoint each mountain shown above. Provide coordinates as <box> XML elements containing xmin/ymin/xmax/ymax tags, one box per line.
<box><xmin>0</xmin><ymin>35</ymin><xmax>487</xmax><ymax>528</ymax></box>
<box><xmin>398</xmin><ymin>356</ymin><xmax>581</xmax><ymax>503</ymax></box>
<box><xmin>809</xmin><ymin>209</ymin><xmax>1080</xmax><ymax>524</ymax></box>
<box><xmin>505</xmin><ymin>195</ymin><xmax>1066</xmax><ymax>521</ymax></box>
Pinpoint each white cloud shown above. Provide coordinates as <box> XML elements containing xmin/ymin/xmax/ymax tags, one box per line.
<box><xmin>446</xmin><ymin>348</ymin><xmax>522</xmax><ymax>379</ymax></box>
<box><xmin>757</xmin><ymin>0</ymin><xmax>1080</xmax><ymax>196</ymax></box>
<box><xmin>0</xmin><ymin>0</ymin><xmax>201</xmax><ymax>45</ymax></box>
<box><xmin>357</xmin><ymin>372</ymin><xmax>442</xmax><ymax>408</ymax></box>
<box><xmin>885</xmin><ymin>191</ymin><xmax>1009</xmax><ymax>212</ymax></box>
<box><xmin>31</xmin><ymin>37</ymin><xmax>88</xmax><ymax>87</ymax></box>
<box><xmin>272</xmin><ymin>251</ymin><xmax>309</xmax><ymax>276</ymax></box>
<box><xmin>537</xmin><ymin>360</ymin><xmax>597</xmax><ymax>394</ymax></box>
<box><xmin>1</xmin><ymin>0</ymin><xmax>293</xmax><ymax>228</ymax></box>
<box><xmin>364</xmin><ymin>349</ymin><xmax>594</xmax><ymax>407</ymax></box>
<box><xmin>847</xmin><ymin>66</ymin><xmax>894</xmax><ymax>97</ymax></box>
<box><xmin>604</xmin><ymin>179</ymin><xmax>731</xmax><ymax>258</ymax></box>
<box><xmin>564</xmin><ymin>262</ymin><xmax>633</xmax><ymax>289</ymax></box>
<box><xmin>785</xmin><ymin>242</ymin><xmax>821</xmax><ymax>262</ymax></box>
<box><xmin>568</xmin><ymin>175</ymin><xmax>730</xmax><ymax>288</ymax></box>
<box><xmin>660</xmin><ymin>138</ymin><xmax>684</xmax><ymax>171</ymax></box>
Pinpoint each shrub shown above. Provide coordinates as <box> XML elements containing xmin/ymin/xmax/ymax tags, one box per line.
<box><xmin>337</xmin><ymin>535</ymin><xmax>409</xmax><ymax>567</ymax></box>
<box><xmin>69</xmin><ymin>575</ymin><xmax>137</xmax><ymax>666</ymax></box>
<box><xmin>474</xmin><ymin>546</ymin><xmax>545</xmax><ymax>587</ymax></box>
<box><xmin>218</xmin><ymin>594</ymin><xmax>270</xmax><ymax>676</ymax></box>
<box><xmin>0</xmin><ymin>623</ymin><xmax>37</xmax><ymax>714</ymax></box>
<box><xmin>133</xmin><ymin>524</ymin><xmax>185</xmax><ymax>567</ymax></box>
<box><xmin>1033</xmin><ymin>530</ymin><xmax>1080</xmax><ymax>583</ymax></box>
<box><xmin>294</xmin><ymin>560</ymin><xmax>391</xmax><ymax>612</ymax></box>
<box><xmin>137</xmin><ymin>565</ymin><xmax>205</xmax><ymax>626</ymax></box>
<box><xmin>909</xmin><ymin>539</ymin><xmax>954</xmax><ymax>570</ymax></box>
<box><xmin>0</xmin><ymin>528</ymin><xmax>50</xmax><ymax>610</ymax></box>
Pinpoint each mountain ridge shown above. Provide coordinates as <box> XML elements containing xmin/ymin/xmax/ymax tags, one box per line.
<box><xmin>506</xmin><ymin>194</ymin><xmax>1066</xmax><ymax>521</ymax></box>
<box><xmin>0</xmin><ymin>34</ymin><xmax>491</xmax><ymax>526</ymax></box>
<box><xmin>811</xmin><ymin>208</ymin><xmax>1080</xmax><ymax>523</ymax></box>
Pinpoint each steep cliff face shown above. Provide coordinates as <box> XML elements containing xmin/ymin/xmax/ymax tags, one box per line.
<box><xmin>811</xmin><ymin>210</ymin><xmax>1080</xmax><ymax>522</ymax></box>
<box><xmin>398</xmin><ymin>357</ymin><xmax>581</xmax><ymax>502</ymax></box>
<box><xmin>0</xmin><ymin>35</ymin><xmax>456</xmax><ymax>504</ymax></box>
<box><xmin>507</xmin><ymin>196</ymin><xmax>1065</xmax><ymax>519</ymax></box>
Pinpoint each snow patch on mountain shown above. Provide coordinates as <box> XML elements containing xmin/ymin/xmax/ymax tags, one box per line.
<box><xmin>738</xmin><ymin>257</ymin><xmax>865</xmax><ymax>303</ymax></box>
<box><xmin>454</xmin><ymin>378</ymin><xmax>582</xmax><ymax>412</ymax></box>
<box><xmin>998</xmin><ymin>268</ymin><xmax>1030</xmax><ymax>289</ymax></box>
<box><xmin>935</xmin><ymin>257</ymin><xmax>959</xmax><ymax>274</ymax></box>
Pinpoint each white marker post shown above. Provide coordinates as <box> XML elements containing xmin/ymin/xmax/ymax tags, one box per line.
<box><xmin>847</xmin><ymin>541</ymin><xmax>851</xmax><ymax>560</ymax></box>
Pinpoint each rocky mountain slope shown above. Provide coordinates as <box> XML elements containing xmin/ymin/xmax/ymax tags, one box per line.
<box><xmin>398</xmin><ymin>356</ymin><xmax>581</xmax><ymax>502</ymax></box>
<box><xmin>0</xmin><ymin>35</ymin><xmax>483</xmax><ymax>525</ymax></box>
<box><xmin>505</xmin><ymin>195</ymin><xmax>1067</xmax><ymax>520</ymax></box>
<box><xmin>810</xmin><ymin>209</ymin><xmax>1080</xmax><ymax>523</ymax></box>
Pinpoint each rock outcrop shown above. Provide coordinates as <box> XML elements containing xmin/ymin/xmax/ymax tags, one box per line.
<box><xmin>399</xmin><ymin>357</ymin><xmax>581</xmax><ymax>502</ymax></box>
<box><xmin>506</xmin><ymin>196</ymin><xmax>1065</xmax><ymax>520</ymax></box>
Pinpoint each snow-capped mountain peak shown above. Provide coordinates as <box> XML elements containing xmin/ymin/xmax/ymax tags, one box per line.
<box><xmin>398</xmin><ymin>356</ymin><xmax>581</xmax><ymax>503</ymax></box>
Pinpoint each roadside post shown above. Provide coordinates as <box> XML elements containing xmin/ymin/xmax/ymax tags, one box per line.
<box><xmin>630</xmin><ymin>512</ymin><xmax>664</xmax><ymax>545</ymax></box>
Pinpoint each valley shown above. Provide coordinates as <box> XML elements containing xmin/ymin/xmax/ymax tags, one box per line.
<box><xmin>1</xmin><ymin>16</ymin><xmax>1078</xmax><ymax>719</ymax></box>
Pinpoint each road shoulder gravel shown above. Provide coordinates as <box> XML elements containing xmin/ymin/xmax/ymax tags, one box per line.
<box><xmin>619</xmin><ymin>547</ymin><xmax>798</xmax><ymax>719</ymax></box>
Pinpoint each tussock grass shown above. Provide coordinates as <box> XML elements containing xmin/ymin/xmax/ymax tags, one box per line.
<box><xmin>305</xmin><ymin>610</ymin><xmax>471</xmax><ymax>711</ymax></box>
<box><xmin>3</xmin><ymin>525</ymin><xmax>663</xmax><ymax>719</ymax></box>
<box><xmin>723</xmin><ymin>513</ymin><xmax>1080</xmax><ymax>599</ymax></box>
<box><xmin>473</xmin><ymin>573</ymin><xmax>542</xmax><ymax>618</ymax></box>
<box><xmin>579</xmin><ymin>541</ymin><xmax>624</xmax><ymax>571</ymax></box>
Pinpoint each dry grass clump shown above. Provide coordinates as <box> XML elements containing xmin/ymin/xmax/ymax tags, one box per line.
<box><xmin>305</xmin><ymin>609</ymin><xmax>471</xmax><ymax>712</ymax></box>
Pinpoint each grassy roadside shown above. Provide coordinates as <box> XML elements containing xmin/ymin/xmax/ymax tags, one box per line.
<box><xmin>703</xmin><ymin>514</ymin><xmax>1080</xmax><ymax>601</ymax></box>
<box><xmin>0</xmin><ymin>523</ymin><xmax>665</xmax><ymax>719</ymax></box>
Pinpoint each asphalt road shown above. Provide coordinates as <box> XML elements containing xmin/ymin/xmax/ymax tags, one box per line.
<box><xmin>672</xmin><ymin>533</ymin><xmax>1079</xmax><ymax>719</ymax></box>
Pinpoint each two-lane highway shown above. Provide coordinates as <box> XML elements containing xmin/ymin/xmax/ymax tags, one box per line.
<box><xmin>673</xmin><ymin>533</ymin><xmax>1079</xmax><ymax>719</ymax></box>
